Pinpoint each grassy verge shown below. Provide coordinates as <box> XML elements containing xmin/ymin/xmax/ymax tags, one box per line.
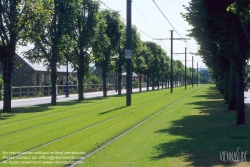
<box><xmin>80</xmin><ymin>85</ymin><xmax>250</xmax><ymax>167</ymax></box>
<box><xmin>0</xmin><ymin>86</ymin><xmax>199</xmax><ymax>166</ymax></box>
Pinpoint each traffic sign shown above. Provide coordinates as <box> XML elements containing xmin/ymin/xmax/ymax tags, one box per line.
<box><xmin>125</xmin><ymin>49</ymin><xmax>132</xmax><ymax>59</ymax></box>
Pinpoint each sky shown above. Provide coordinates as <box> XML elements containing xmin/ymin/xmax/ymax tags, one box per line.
<box><xmin>99</xmin><ymin>0</ymin><xmax>206</xmax><ymax>68</ymax></box>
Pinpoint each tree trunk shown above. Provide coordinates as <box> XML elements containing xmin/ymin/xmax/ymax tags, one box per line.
<box><xmin>223</xmin><ymin>73</ymin><xmax>229</xmax><ymax>104</ymax></box>
<box><xmin>78</xmin><ymin>44</ymin><xmax>85</xmax><ymax>100</ymax></box>
<box><xmin>147</xmin><ymin>70</ymin><xmax>149</xmax><ymax>91</ymax></box>
<box><xmin>3</xmin><ymin>55</ymin><xmax>12</xmax><ymax>112</ymax></box>
<box><xmin>165</xmin><ymin>75</ymin><xmax>167</xmax><ymax>89</ymax></box>
<box><xmin>77</xmin><ymin>67</ymin><xmax>84</xmax><ymax>100</ymax></box>
<box><xmin>152</xmin><ymin>80</ymin><xmax>154</xmax><ymax>91</ymax></box>
<box><xmin>168</xmin><ymin>78</ymin><xmax>169</xmax><ymax>88</ymax></box>
<box><xmin>236</xmin><ymin>69</ymin><xmax>245</xmax><ymax>124</ymax></box>
<box><xmin>233</xmin><ymin>30</ymin><xmax>246</xmax><ymax>124</ymax></box>
<box><xmin>50</xmin><ymin>56</ymin><xmax>57</xmax><ymax>105</ymax></box>
<box><xmin>139</xmin><ymin>73</ymin><xmax>142</xmax><ymax>92</ymax></box>
<box><xmin>162</xmin><ymin>74</ymin><xmax>164</xmax><ymax>89</ymax></box>
<box><xmin>157</xmin><ymin>75</ymin><xmax>160</xmax><ymax>90</ymax></box>
<box><xmin>102</xmin><ymin>71</ymin><xmax>107</xmax><ymax>97</ymax></box>
<box><xmin>228</xmin><ymin>60</ymin><xmax>237</xmax><ymax>110</ymax></box>
<box><xmin>118</xmin><ymin>61</ymin><xmax>122</xmax><ymax>95</ymax></box>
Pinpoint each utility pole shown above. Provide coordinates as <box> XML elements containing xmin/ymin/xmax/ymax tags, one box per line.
<box><xmin>170</xmin><ymin>30</ymin><xmax>173</xmax><ymax>93</ymax></box>
<box><xmin>154</xmin><ymin>33</ymin><xmax>191</xmax><ymax>93</ymax></box>
<box><xmin>170</xmin><ymin>50</ymin><xmax>196</xmax><ymax>89</ymax></box>
<box><xmin>126</xmin><ymin>0</ymin><xmax>132</xmax><ymax>106</ymax></box>
<box><xmin>192</xmin><ymin>56</ymin><xmax>193</xmax><ymax>87</ymax></box>
<box><xmin>185</xmin><ymin>48</ymin><xmax>187</xmax><ymax>89</ymax></box>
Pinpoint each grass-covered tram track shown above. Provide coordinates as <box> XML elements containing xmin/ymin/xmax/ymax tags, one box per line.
<box><xmin>0</xmin><ymin>86</ymin><xmax>202</xmax><ymax>166</ymax></box>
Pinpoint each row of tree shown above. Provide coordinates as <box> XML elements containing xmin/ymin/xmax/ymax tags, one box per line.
<box><xmin>183</xmin><ymin>0</ymin><xmax>250</xmax><ymax>124</ymax></box>
<box><xmin>0</xmin><ymin>0</ymin><xmax>198</xmax><ymax>112</ymax></box>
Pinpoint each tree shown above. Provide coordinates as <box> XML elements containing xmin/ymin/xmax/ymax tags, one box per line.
<box><xmin>174</xmin><ymin>60</ymin><xmax>184</xmax><ymax>87</ymax></box>
<box><xmin>0</xmin><ymin>0</ymin><xmax>43</xmax><ymax>112</ymax></box>
<box><xmin>142</xmin><ymin>42</ymin><xmax>153</xmax><ymax>91</ymax></box>
<box><xmin>131</xmin><ymin>27</ymin><xmax>145</xmax><ymax>92</ymax></box>
<box><xmin>24</xmin><ymin>0</ymin><xmax>77</xmax><ymax>105</ymax></box>
<box><xmin>183</xmin><ymin>0</ymin><xmax>250</xmax><ymax>124</ymax></box>
<box><xmin>144</xmin><ymin>41</ymin><xmax>162</xmax><ymax>90</ymax></box>
<box><xmin>234</xmin><ymin>0</ymin><xmax>250</xmax><ymax>45</ymax></box>
<box><xmin>69</xmin><ymin>0</ymin><xmax>99</xmax><ymax>100</ymax></box>
<box><xmin>116</xmin><ymin>21</ymin><xmax>126</xmax><ymax>95</ymax></box>
<box><xmin>93</xmin><ymin>10</ymin><xmax>123</xmax><ymax>97</ymax></box>
<box><xmin>134</xmin><ymin>45</ymin><xmax>147</xmax><ymax>92</ymax></box>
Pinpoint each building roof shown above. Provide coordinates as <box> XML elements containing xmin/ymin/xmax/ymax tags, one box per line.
<box><xmin>16</xmin><ymin>45</ymin><xmax>74</xmax><ymax>73</ymax></box>
<box><xmin>122</xmin><ymin>72</ymin><xmax>138</xmax><ymax>78</ymax></box>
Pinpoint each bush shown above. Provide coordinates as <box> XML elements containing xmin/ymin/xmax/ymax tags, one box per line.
<box><xmin>85</xmin><ymin>75</ymin><xmax>101</xmax><ymax>84</ymax></box>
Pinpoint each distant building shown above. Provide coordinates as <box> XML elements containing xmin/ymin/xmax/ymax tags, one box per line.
<box><xmin>0</xmin><ymin>45</ymin><xmax>75</xmax><ymax>87</ymax></box>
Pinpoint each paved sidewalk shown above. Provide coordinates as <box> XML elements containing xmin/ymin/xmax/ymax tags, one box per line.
<box><xmin>0</xmin><ymin>87</ymin><xmax>155</xmax><ymax>109</ymax></box>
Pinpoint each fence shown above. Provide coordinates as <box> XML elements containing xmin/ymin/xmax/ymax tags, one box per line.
<box><xmin>10</xmin><ymin>84</ymin><xmax>123</xmax><ymax>99</ymax></box>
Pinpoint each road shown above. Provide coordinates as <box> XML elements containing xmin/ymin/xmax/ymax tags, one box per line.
<box><xmin>0</xmin><ymin>87</ymin><xmax>154</xmax><ymax>109</ymax></box>
<box><xmin>3</xmin><ymin>85</ymin><xmax>248</xmax><ymax>109</ymax></box>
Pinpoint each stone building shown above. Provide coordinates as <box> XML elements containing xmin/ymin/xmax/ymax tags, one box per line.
<box><xmin>0</xmin><ymin>45</ymin><xmax>75</xmax><ymax>87</ymax></box>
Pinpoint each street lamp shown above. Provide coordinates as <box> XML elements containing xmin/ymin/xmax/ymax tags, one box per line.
<box><xmin>65</xmin><ymin>54</ymin><xmax>69</xmax><ymax>98</ymax></box>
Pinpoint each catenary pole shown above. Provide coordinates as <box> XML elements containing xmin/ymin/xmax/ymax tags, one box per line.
<box><xmin>192</xmin><ymin>56</ymin><xmax>193</xmax><ymax>87</ymax></box>
<box><xmin>126</xmin><ymin>0</ymin><xmax>132</xmax><ymax>106</ymax></box>
<box><xmin>170</xmin><ymin>30</ymin><xmax>173</xmax><ymax>93</ymax></box>
<box><xmin>185</xmin><ymin>48</ymin><xmax>187</xmax><ymax>89</ymax></box>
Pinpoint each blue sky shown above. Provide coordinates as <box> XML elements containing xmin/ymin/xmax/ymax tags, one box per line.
<box><xmin>100</xmin><ymin>0</ymin><xmax>206</xmax><ymax>68</ymax></box>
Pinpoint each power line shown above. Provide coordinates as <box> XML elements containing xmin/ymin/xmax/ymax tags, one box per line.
<box><xmin>133</xmin><ymin>2</ymin><xmax>170</xmax><ymax>52</ymax></box>
<box><xmin>152</xmin><ymin>0</ymin><xmax>195</xmax><ymax>52</ymax></box>
<box><xmin>98</xmin><ymin>0</ymin><xmax>170</xmax><ymax>53</ymax></box>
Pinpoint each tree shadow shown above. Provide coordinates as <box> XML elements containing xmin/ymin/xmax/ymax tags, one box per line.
<box><xmin>0</xmin><ymin>113</ymin><xmax>15</xmax><ymax>121</ymax></box>
<box><xmin>98</xmin><ymin>106</ymin><xmax>127</xmax><ymax>115</ymax></box>
<box><xmin>0</xmin><ymin>94</ymin><xmax>126</xmax><ymax>121</ymax></box>
<box><xmin>151</xmin><ymin>87</ymin><xmax>250</xmax><ymax>166</ymax></box>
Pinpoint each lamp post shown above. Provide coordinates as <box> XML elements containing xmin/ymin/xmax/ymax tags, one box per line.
<box><xmin>65</xmin><ymin>54</ymin><xmax>69</xmax><ymax>98</ymax></box>
<box><xmin>116</xmin><ymin>59</ymin><xmax>118</xmax><ymax>92</ymax></box>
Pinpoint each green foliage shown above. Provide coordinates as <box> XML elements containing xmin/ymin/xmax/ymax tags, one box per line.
<box><xmin>85</xmin><ymin>75</ymin><xmax>101</xmax><ymax>84</ymax></box>
<box><xmin>37</xmin><ymin>92</ymin><xmax>42</xmax><ymax>97</ymax></box>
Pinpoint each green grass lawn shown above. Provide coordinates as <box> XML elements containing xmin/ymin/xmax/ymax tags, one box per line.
<box><xmin>0</xmin><ymin>85</ymin><xmax>249</xmax><ymax>167</ymax></box>
<box><xmin>80</xmin><ymin>85</ymin><xmax>250</xmax><ymax>167</ymax></box>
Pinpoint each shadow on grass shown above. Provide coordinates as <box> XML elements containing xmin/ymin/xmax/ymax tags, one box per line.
<box><xmin>152</xmin><ymin>85</ymin><xmax>250</xmax><ymax>166</ymax></box>
<box><xmin>0</xmin><ymin>93</ymin><xmax>128</xmax><ymax>121</ymax></box>
<box><xmin>0</xmin><ymin>113</ymin><xmax>15</xmax><ymax>121</ymax></box>
<box><xmin>98</xmin><ymin>106</ymin><xmax>127</xmax><ymax>115</ymax></box>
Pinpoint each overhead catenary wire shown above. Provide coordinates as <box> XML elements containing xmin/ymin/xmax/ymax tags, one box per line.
<box><xmin>97</xmin><ymin>0</ymin><xmax>191</xmax><ymax>64</ymax></box>
<box><xmin>152</xmin><ymin>0</ymin><xmax>195</xmax><ymax>52</ymax></box>
<box><xmin>133</xmin><ymin>1</ymin><xmax>170</xmax><ymax>52</ymax></box>
<box><xmin>98</xmin><ymin>0</ymin><xmax>171</xmax><ymax>54</ymax></box>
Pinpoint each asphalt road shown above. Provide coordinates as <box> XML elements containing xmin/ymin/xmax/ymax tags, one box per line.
<box><xmin>0</xmin><ymin>87</ymin><xmax>154</xmax><ymax>109</ymax></box>
<box><xmin>4</xmin><ymin>85</ymin><xmax>248</xmax><ymax>109</ymax></box>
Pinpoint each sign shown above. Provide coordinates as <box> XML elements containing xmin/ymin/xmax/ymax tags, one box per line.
<box><xmin>125</xmin><ymin>49</ymin><xmax>132</xmax><ymax>59</ymax></box>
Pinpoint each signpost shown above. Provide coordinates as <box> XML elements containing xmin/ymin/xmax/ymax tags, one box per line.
<box><xmin>126</xmin><ymin>0</ymin><xmax>132</xmax><ymax>106</ymax></box>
